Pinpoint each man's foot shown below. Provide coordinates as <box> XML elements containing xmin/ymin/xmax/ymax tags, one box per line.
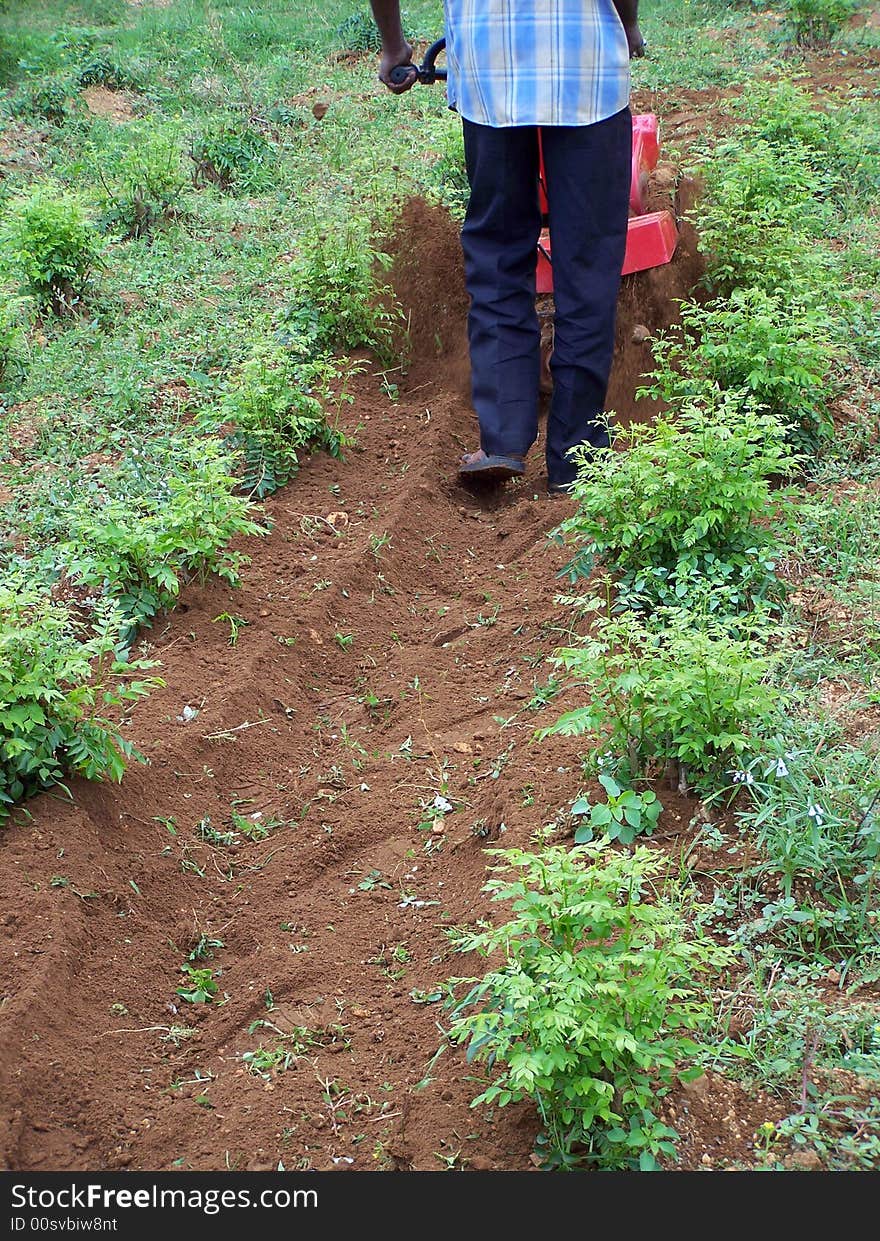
<box><xmin>458</xmin><ymin>450</ymin><xmax>526</xmax><ymax>483</ymax></box>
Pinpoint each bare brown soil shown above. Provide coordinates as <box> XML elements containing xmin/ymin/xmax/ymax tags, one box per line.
<box><xmin>81</xmin><ymin>86</ymin><xmax>137</xmax><ymax>123</ymax></box>
<box><xmin>0</xmin><ymin>194</ymin><xmax>785</xmax><ymax>1173</ymax></box>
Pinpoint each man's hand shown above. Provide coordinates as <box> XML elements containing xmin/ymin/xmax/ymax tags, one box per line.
<box><xmin>370</xmin><ymin>2</ymin><xmax>416</xmax><ymax>92</ymax></box>
<box><xmin>624</xmin><ymin>22</ymin><xmax>646</xmax><ymax>58</ymax></box>
<box><xmin>611</xmin><ymin>2</ymin><xmax>645</xmax><ymax>58</ymax></box>
<box><xmin>378</xmin><ymin>39</ymin><xmax>417</xmax><ymax>92</ymax></box>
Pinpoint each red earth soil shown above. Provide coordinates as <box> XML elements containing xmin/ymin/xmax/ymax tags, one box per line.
<box><xmin>0</xmin><ymin>190</ymin><xmax>790</xmax><ymax>1173</ymax></box>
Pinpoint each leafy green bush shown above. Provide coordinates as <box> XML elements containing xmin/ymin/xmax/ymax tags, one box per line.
<box><xmin>643</xmin><ymin>291</ymin><xmax>840</xmax><ymax>451</ymax></box>
<box><xmin>1</xmin><ymin>186</ymin><xmax>102</xmax><ymax>313</ymax></box>
<box><xmin>50</xmin><ymin>26</ymin><xmax>101</xmax><ymax>59</ymax></box>
<box><xmin>0</xmin><ymin>295</ymin><xmax>30</xmax><ymax>386</ymax></box>
<box><xmin>546</xmin><ymin>608</ymin><xmax>782</xmax><ymax>784</ymax></box>
<box><xmin>555</xmin><ymin>396</ymin><xmax>796</xmax><ymax>612</ymax></box>
<box><xmin>429</xmin><ymin>122</ymin><xmax>470</xmax><ymax>219</ymax></box>
<box><xmin>334</xmin><ymin>7</ymin><xmax>422</xmax><ymax>51</ymax></box>
<box><xmin>446</xmin><ymin>843</ymin><xmax>731</xmax><ymax>1169</ymax></box>
<box><xmin>177</xmin><ymin>964</ymin><xmax>218</xmax><ymax>1003</ymax></box>
<box><xmin>694</xmin><ymin>140</ymin><xmax>836</xmax><ymax>296</ymax></box>
<box><xmin>93</xmin><ymin>125</ymin><xmax>188</xmax><ymax>238</ymax></box>
<box><xmin>0</xmin><ymin>586</ymin><xmax>158</xmax><ymax>821</ymax></box>
<box><xmin>782</xmin><ymin>0</ymin><xmax>857</xmax><ymax>47</ymax></box>
<box><xmin>334</xmin><ymin>11</ymin><xmax>382</xmax><ymax>52</ymax></box>
<box><xmin>218</xmin><ymin>344</ymin><xmax>348</xmax><ymax>497</ymax></box>
<box><xmin>77</xmin><ymin>53</ymin><xmax>132</xmax><ymax>89</ymax></box>
<box><xmin>721</xmin><ymin>729</ymin><xmax>880</xmax><ymax>901</ymax></box>
<box><xmin>55</xmin><ymin>440</ymin><xmax>265</xmax><ymax>630</ymax></box>
<box><xmin>9</xmin><ymin>77</ymin><xmax>72</xmax><ymax>125</ymax></box>
<box><xmin>284</xmin><ymin>225</ymin><xmax>401</xmax><ymax>360</ymax></box>
<box><xmin>190</xmin><ymin>121</ymin><xmax>271</xmax><ymax>191</ymax></box>
<box><xmin>570</xmin><ymin>774</ymin><xmax>662</xmax><ymax>846</ymax></box>
<box><xmin>729</xmin><ymin>79</ymin><xmax>877</xmax><ymax>197</ymax></box>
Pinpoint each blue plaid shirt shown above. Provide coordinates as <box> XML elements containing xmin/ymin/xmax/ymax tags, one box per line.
<box><xmin>443</xmin><ymin>0</ymin><xmax>631</xmax><ymax>128</ymax></box>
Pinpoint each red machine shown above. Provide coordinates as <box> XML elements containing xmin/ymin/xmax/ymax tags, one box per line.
<box><xmin>536</xmin><ymin>114</ymin><xmax>679</xmax><ymax>293</ymax></box>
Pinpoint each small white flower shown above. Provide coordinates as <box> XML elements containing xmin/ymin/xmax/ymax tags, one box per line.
<box><xmin>732</xmin><ymin>770</ymin><xmax>754</xmax><ymax>785</ymax></box>
<box><xmin>807</xmin><ymin>803</ymin><xmax>825</xmax><ymax>826</ymax></box>
<box><xmin>765</xmin><ymin>758</ymin><xmax>788</xmax><ymax>779</ymax></box>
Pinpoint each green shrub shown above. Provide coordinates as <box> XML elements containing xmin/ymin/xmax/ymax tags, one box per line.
<box><xmin>77</xmin><ymin>53</ymin><xmax>132</xmax><ymax>89</ymax></box>
<box><xmin>694</xmin><ymin>140</ymin><xmax>836</xmax><ymax>296</ymax></box>
<box><xmin>429</xmin><ymin>122</ymin><xmax>470</xmax><ymax>219</ymax></box>
<box><xmin>570</xmin><ymin>774</ymin><xmax>662</xmax><ymax>846</ymax></box>
<box><xmin>782</xmin><ymin>0</ymin><xmax>857</xmax><ymax>47</ymax></box>
<box><xmin>50</xmin><ymin>26</ymin><xmax>101</xmax><ymax>59</ymax></box>
<box><xmin>0</xmin><ymin>586</ymin><xmax>158</xmax><ymax>821</ymax></box>
<box><xmin>55</xmin><ymin>440</ymin><xmax>265</xmax><ymax>630</ymax></box>
<box><xmin>555</xmin><ymin>396</ymin><xmax>796</xmax><ymax>612</ymax></box>
<box><xmin>1</xmin><ymin>186</ymin><xmax>102</xmax><ymax>313</ymax></box>
<box><xmin>446</xmin><ymin>843</ymin><xmax>731</xmax><ymax>1169</ymax></box>
<box><xmin>721</xmin><ymin>729</ymin><xmax>880</xmax><ymax>901</ymax></box>
<box><xmin>190</xmin><ymin>121</ymin><xmax>271</xmax><ymax>191</ymax></box>
<box><xmin>284</xmin><ymin>225</ymin><xmax>401</xmax><ymax>360</ymax></box>
<box><xmin>177</xmin><ymin>964</ymin><xmax>218</xmax><ymax>1003</ymax></box>
<box><xmin>546</xmin><ymin>608</ymin><xmax>782</xmax><ymax>785</ymax></box>
<box><xmin>218</xmin><ymin>344</ymin><xmax>348</xmax><ymax>497</ymax></box>
<box><xmin>0</xmin><ymin>295</ymin><xmax>30</xmax><ymax>386</ymax></box>
<box><xmin>267</xmin><ymin>102</ymin><xmax>300</xmax><ymax>126</ymax></box>
<box><xmin>334</xmin><ymin>11</ymin><xmax>382</xmax><ymax>52</ymax></box>
<box><xmin>729</xmin><ymin>79</ymin><xmax>877</xmax><ymax>197</ymax></box>
<box><xmin>93</xmin><ymin>125</ymin><xmax>188</xmax><ymax>238</ymax></box>
<box><xmin>9</xmin><ymin>77</ymin><xmax>72</xmax><ymax>125</ymax></box>
<box><xmin>643</xmin><ymin>290</ymin><xmax>840</xmax><ymax>451</ymax></box>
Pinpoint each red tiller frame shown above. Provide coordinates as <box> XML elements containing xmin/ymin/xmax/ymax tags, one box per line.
<box><xmin>535</xmin><ymin>113</ymin><xmax>678</xmax><ymax>294</ymax></box>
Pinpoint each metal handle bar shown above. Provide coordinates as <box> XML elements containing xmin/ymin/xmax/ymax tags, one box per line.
<box><xmin>389</xmin><ymin>36</ymin><xmax>447</xmax><ymax>86</ymax></box>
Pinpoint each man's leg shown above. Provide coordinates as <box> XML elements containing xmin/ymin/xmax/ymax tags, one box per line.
<box><xmin>540</xmin><ymin>109</ymin><xmax>632</xmax><ymax>487</ymax></box>
<box><xmin>461</xmin><ymin>119</ymin><xmax>542</xmax><ymax>461</ymax></box>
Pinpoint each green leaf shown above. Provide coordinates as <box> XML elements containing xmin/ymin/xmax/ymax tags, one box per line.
<box><xmin>598</xmin><ymin>772</ymin><xmax>622</xmax><ymax>799</ymax></box>
<box><xmin>590</xmin><ymin>803</ymin><xmax>613</xmax><ymax>827</ymax></box>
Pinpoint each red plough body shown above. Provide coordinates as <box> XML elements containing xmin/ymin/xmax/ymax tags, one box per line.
<box><xmin>535</xmin><ymin>113</ymin><xmax>678</xmax><ymax>294</ymax></box>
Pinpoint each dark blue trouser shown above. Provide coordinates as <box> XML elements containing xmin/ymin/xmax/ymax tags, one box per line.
<box><xmin>461</xmin><ymin>108</ymin><xmax>632</xmax><ymax>486</ymax></box>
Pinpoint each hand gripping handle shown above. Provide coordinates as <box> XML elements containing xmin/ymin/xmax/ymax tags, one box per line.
<box><xmin>389</xmin><ymin>37</ymin><xmax>447</xmax><ymax>86</ymax></box>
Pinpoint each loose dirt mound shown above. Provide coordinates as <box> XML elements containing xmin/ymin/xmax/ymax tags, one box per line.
<box><xmin>82</xmin><ymin>86</ymin><xmax>137</xmax><ymax>122</ymax></box>
<box><xmin>384</xmin><ymin>196</ymin><xmax>472</xmax><ymax>399</ymax></box>
<box><xmin>0</xmin><ymin>197</ymin><xmax>770</xmax><ymax>1174</ymax></box>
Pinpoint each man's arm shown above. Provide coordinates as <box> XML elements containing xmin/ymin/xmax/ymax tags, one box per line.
<box><xmin>612</xmin><ymin>0</ymin><xmax>646</xmax><ymax>57</ymax></box>
<box><xmin>369</xmin><ymin>1</ymin><xmax>417</xmax><ymax>92</ymax></box>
